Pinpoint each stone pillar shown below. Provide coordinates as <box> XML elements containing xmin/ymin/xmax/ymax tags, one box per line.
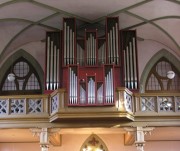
<box><xmin>124</xmin><ymin>127</ymin><xmax>154</xmax><ymax>151</ymax></box>
<box><xmin>40</xmin><ymin>128</ymin><xmax>49</xmax><ymax>151</ymax></box>
<box><xmin>31</xmin><ymin>128</ymin><xmax>61</xmax><ymax>151</ymax></box>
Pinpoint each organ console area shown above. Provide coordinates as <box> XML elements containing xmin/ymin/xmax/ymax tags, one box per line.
<box><xmin>45</xmin><ymin>17</ymin><xmax>139</xmax><ymax>106</ymax></box>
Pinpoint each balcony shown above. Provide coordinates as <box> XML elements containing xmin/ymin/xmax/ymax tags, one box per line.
<box><xmin>0</xmin><ymin>88</ymin><xmax>180</xmax><ymax>128</ymax></box>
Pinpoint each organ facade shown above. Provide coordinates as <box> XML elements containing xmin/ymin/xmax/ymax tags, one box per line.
<box><xmin>45</xmin><ymin>17</ymin><xmax>139</xmax><ymax>106</ymax></box>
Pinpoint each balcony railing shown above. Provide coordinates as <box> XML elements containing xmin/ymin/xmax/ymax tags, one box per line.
<box><xmin>0</xmin><ymin>88</ymin><xmax>180</xmax><ymax>122</ymax></box>
<box><xmin>0</xmin><ymin>94</ymin><xmax>49</xmax><ymax>118</ymax></box>
<box><xmin>134</xmin><ymin>93</ymin><xmax>180</xmax><ymax>116</ymax></box>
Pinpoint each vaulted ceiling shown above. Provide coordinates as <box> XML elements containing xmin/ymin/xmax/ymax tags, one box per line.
<box><xmin>0</xmin><ymin>0</ymin><xmax>179</xmax><ymax>63</ymax></box>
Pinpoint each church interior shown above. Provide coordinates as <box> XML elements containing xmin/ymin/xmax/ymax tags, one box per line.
<box><xmin>0</xmin><ymin>0</ymin><xmax>179</xmax><ymax>151</ymax></box>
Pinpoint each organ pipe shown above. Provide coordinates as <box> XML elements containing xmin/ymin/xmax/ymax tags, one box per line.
<box><xmin>129</xmin><ymin>42</ymin><xmax>134</xmax><ymax>89</ymax></box>
<box><xmin>69</xmin><ymin>67</ymin><xmax>78</xmax><ymax>104</ymax></box>
<box><xmin>115</xmin><ymin>23</ymin><xmax>119</xmax><ymax>64</ymax></box>
<box><xmin>50</xmin><ymin>41</ymin><xmax>54</xmax><ymax>90</ymax></box>
<box><xmin>64</xmin><ymin>22</ymin><xmax>66</xmax><ymax>65</ymax></box>
<box><xmin>46</xmin><ymin>36</ymin><xmax>50</xmax><ymax>90</ymax></box>
<box><xmin>106</xmin><ymin>18</ymin><xmax>119</xmax><ymax>65</ymax></box>
<box><xmin>133</xmin><ymin>37</ymin><xmax>137</xmax><ymax>89</ymax></box>
<box><xmin>105</xmin><ymin>67</ymin><xmax>114</xmax><ymax>104</ymax></box>
<box><xmin>46</xmin><ymin>32</ymin><xmax>60</xmax><ymax>91</ymax></box>
<box><xmin>121</xmin><ymin>30</ymin><xmax>138</xmax><ymax>89</ymax></box>
<box><xmin>86</xmin><ymin>33</ymin><xmax>97</xmax><ymax>66</ymax></box>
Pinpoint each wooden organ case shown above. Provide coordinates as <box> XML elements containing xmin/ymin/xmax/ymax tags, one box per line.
<box><xmin>45</xmin><ymin>17</ymin><xmax>139</xmax><ymax>106</ymax></box>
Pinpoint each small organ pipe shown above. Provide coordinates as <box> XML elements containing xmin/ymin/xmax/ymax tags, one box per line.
<box><xmin>90</xmin><ymin>34</ymin><xmax>93</xmax><ymax>65</ymax></box>
<box><xmin>126</xmin><ymin>46</ymin><xmax>130</xmax><ymax>88</ymax></box>
<box><xmin>104</xmin><ymin>43</ymin><xmax>106</xmax><ymax>64</ymax></box>
<box><xmin>67</xmin><ymin>26</ymin><xmax>69</xmax><ymax>64</ymax></box>
<box><xmin>50</xmin><ymin>41</ymin><xmax>54</xmax><ymax>90</ymax></box>
<box><xmin>106</xmin><ymin>73</ymin><xmax>109</xmax><ymax>103</ymax></box>
<box><xmin>124</xmin><ymin>50</ymin><xmax>127</xmax><ymax>87</ymax></box>
<box><xmin>69</xmin><ymin>68</ymin><xmax>78</xmax><ymax>104</ymax></box>
<box><xmin>106</xmin><ymin>72</ymin><xmax>109</xmax><ymax>103</ymax></box>
<box><xmin>90</xmin><ymin>79</ymin><xmax>93</xmax><ymax>103</ymax></box>
<box><xmin>133</xmin><ymin>37</ymin><xmax>137</xmax><ymax>89</ymax></box>
<box><xmin>105</xmin><ymin>76</ymin><xmax>107</xmax><ymax>103</ymax></box>
<box><xmin>73</xmin><ymin>72</ymin><xmax>76</xmax><ymax>104</ymax></box>
<box><xmin>110</xmin><ymin>30</ymin><xmax>113</xmax><ymax>64</ymax></box>
<box><xmin>129</xmin><ymin>41</ymin><xmax>134</xmax><ymax>89</ymax></box>
<box><xmin>115</xmin><ymin>23</ymin><xmax>119</xmax><ymax>64</ymax></box>
<box><xmin>57</xmin><ymin>48</ymin><xmax>59</xmax><ymax>88</ymax></box>
<box><xmin>72</xmin><ymin>69</ymin><xmax>74</xmax><ymax>104</ymax></box>
<box><xmin>77</xmin><ymin>44</ymin><xmax>84</xmax><ymax>65</ymax></box>
<box><xmin>75</xmin><ymin>73</ymin><xmax>77</xmax><ymax>104</ymax></box>
<box><xmin>80</xmin><ymin>85</ymin><xmax>86</xmax><ymax>104</ymax></box>
<box><xmin>93</xmin><ymin>36</ymin><xmax>96</xmax><ymax>65</ymax></box>
<box><xmin>86</xmin><ymin>39</ymin><xmax>88</xmax><ymax>64</ymax></box>
<box><xmin>93</xmin><ymin>79</ymin><xmax>95</xmax><ymax>103</ymax></box>
<box><xmin>69</xmin><ymin>29</ymin><xmax>72</xmax><ymax>64</ymax></box>
<box><xmin>112</xmin><ymin>26</ymin><xmax>116</xmax><ymax>63</ymax></box>
<box><xmin>88</xmin><ymin>35</ymin><xmax>91</xmax><ymax>65</ymax></box>
<box><xmin>97</xmin><ymin>84</ymin><xmax>103</xmax><ymax>104</ymax></box>
<box><xmin>110</xmin><ymin>68</ymin><xmax>113</xmax><ymax>103</ymax></box>
<box><xmin>88</xmin><ymin>78</ymin><xmax>95</xmax><ymax>104</ymax></box>
<box><xmin>89</xmin><ymin>36</ymin><xmax>91</xmax><ymax>65</ymax></box>
<box><xmin>71</xmin><ymin>68</ymin><xmax>73</xmax><ymax>104</ymax></box>
<box><xmin>69</xmin><ymin>68</ymin><xmax>72</xmax><ymax>104</ymax></box>
<box><xmin>46</xmin><ymin>36</ymin><xmax>50</xmax><ymax>90</ymax></box>
<box><xmin>92</xmin><ymin>35</ymin><xmax>94</xmax><ymax>65</ymax></box>
<box><xmin>53</xmin><ymin>45</ymin><xmax>57</xmax><ymax>90</ymax></box>
<box><xmin>88</xmin><ymin>78</ymin><xmax>90</xmax><ymax>104</ymax></box>
<box><xmin>108</xmin><ymin>33</ymin><xmax>110</xmax><ymax>63</ymax></box>
<box><xmin>92</xmin><ymin>36</ymin><xmax>95</xmax><ymax>65</ymax></box>
<box><xmin>101</xmin><ymin>44</ymin><xmax>104</xmax><ymax>63</ymax></box>
<box><xmin>98</xmin><ymin>45</ymin><xmax>101</xmax><ymax>63</ymax></box>
<box><xmin>64</xmin><ymin>22</ymin><xmax>66</xmax><ymax>65</ymax></box>
<box><xmin>72</xmin><ymin>32</ymin><xmax>75</xmax><ymax>64</ymax></box>
<box><xmin>98</xmin><ymin>43</ymin><xmax>105</xmax><ymax>64</ymax></box>
<box><xmin>77</xmin><ymin>44</ymin><xmax>80</xmax><ymax>64</ymax></box>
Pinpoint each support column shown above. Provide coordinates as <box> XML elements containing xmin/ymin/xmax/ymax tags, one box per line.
<box><xmin>40</xmin><ymin>128</ymin><xmax>49</xmax><ymax>151</ymax></box>
<box><xmin>124</xmin><ymin>127</ymin><xmax>154</xmax><ymax>151</ymax></box>
<box><xmin>31</xmin><ymin>128</ymin><xmax>61</xmax><ymax>151</ymax></box>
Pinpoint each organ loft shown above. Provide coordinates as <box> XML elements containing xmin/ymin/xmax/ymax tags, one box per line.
<box><xmin>45</xmin><ymin>17</ymin><xmax>139</xmax><ymax>106</ymax></box>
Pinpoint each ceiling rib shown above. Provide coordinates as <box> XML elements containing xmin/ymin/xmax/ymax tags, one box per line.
<box><xmin>125</xmin><ymin>11</ymin><xmax>180</xmax><ymax>52</ymax></box>
<box><xmin>123</xmin><ymin>16</ymin><xmax>180</xmax><ymax>30</ymax></box>
<box><xmin>92</xmin><ymin>0</ymin><xmax>152</xmax><ymax>23</ymax></box>
<box><xmin>32</xmin><ymin>0</ymin><xmax>91</xmax><ymax>23</ymax></box>
<box><xmin>0</xmin><ymin>18</ymin><xmax>60</xmax><ymax>30</ymax></box>
<box><xmin>0</xmin><ymin>12</ymin><xmax>60</xmax><ymax>61</ymax></box>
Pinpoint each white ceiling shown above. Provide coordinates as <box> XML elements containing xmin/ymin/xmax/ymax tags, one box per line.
<box><xmin>0</xmin><ymin>0</ymin><xmax>179</xmax><ymax>61</ymax></box>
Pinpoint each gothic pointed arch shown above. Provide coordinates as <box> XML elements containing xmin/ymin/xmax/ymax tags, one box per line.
<box><xmin>80</xmin><ymin>134</ymin><xmax>109</xmax><ymax>151</ymax></box>
<box><xmin>0</xmin><ymin>49</ymin><xmax>44</xmax><ymax>95</ymax></box>
<box><xmin>140</xmin><ymin>49</ymin><xmax>180</xmax><ymax>92</ymax></box>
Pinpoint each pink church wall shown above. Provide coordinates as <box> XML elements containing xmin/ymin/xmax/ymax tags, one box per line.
<box><xmin>1</xmin><ymin>134</ymin><xmax>180</xmax><ymax>151</ymax></box>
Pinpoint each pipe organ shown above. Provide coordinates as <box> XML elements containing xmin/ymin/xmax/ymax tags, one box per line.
<box><xmin>45</xmin><ymin>17</ymin><xmax>139</xmax><ymax>106</ymax></box>
<box><xmin>120</xmin><ymin>30</ymin><xmax>138</xmax><ymax>89</ymax></box>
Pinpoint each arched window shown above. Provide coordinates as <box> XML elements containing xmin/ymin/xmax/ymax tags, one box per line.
<box><xmin>0</xmin><ymin>57</ymin><xmax>42</xmax><ymax>95</ymax></box>
<box><xmin>145</xmin><ymin>57</ymin><xmax>180</xmax><ymax>92</ymax></box>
